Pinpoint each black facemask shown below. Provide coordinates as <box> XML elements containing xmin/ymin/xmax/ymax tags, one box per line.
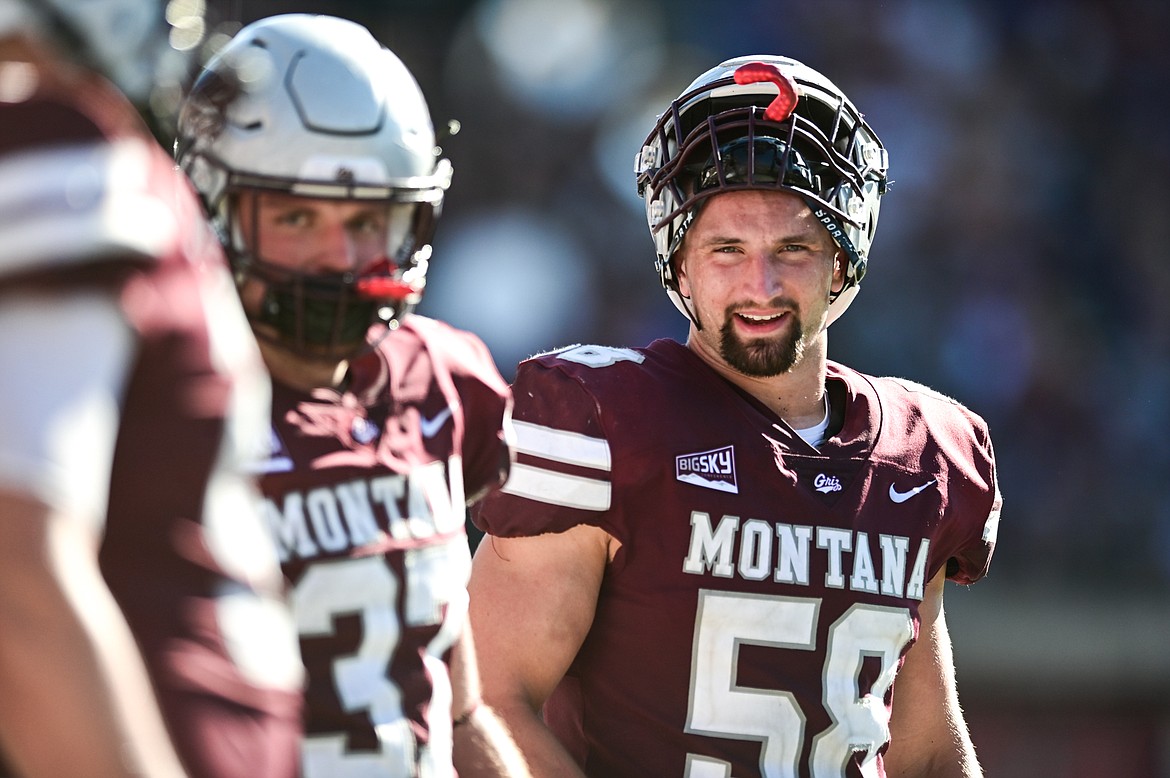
<box><xmin>256</xmin><ymin>271</ymin><xmax>384</xmax><ymax>351</ymax></box>
<box><xmin>692</xmin><ymin>136</ymin><xmax>824</xmax><ymax>195</ymax></box>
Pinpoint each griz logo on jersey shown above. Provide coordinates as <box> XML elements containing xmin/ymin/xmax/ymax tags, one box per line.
<box><xmin>683</xmin><ymin>511</ymin><xmax>932</xmax><ymax>601</ymax></box>
<box><xmin>262</xmin><ymin>459</ymin><xmax>465</xmax><ymax>561</ymax></box>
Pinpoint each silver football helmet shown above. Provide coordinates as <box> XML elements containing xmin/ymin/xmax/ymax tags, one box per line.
<box><xmin>0</xmin><ymin>0</ymin><xmax>205</xmax><ymax>112</ymax></box>
<box><xmin>635</xmin><ymin>55</ymin><xmax>889</xmax><ymax>326</ymax></box>
<box><xmin>175</xmin><ymin>13</ymin><xmax>451</xmax><ymax>359</ymax></box>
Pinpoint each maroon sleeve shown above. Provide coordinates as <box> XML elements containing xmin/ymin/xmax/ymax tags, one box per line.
<box><xmin>878</xmin><ymin>376</ymin><xmax>1001</xmax><ymax>586</ymax></box>
<box><xmin>471</xmin><ymin>349</ymin><xmax>630</xmax><ymax>540</ymax></box>
<box><xmin>939</xmin><ymin>408</ymin><xmax>1001</xmax><ymax>585</ymax></box>
<box><xmin>408</xmin><ymin>316</ymin><xmax>514</xmax><ymax>504</ymax></box>
<box><xmin>448</xmin><ymin>328</ymin><xmax>514</xmax><ymax>504</ymax></box>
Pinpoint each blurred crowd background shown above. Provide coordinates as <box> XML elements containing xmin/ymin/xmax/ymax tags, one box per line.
<box><xmin>205</xmin><ymin>1</ymin><xmax>1170</xmax><ymax>774</ymax></box>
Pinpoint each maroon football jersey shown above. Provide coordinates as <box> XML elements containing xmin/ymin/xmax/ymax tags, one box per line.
<box><xmin>256</xmin><ymin>315</ymin><xmax>513</xmax><ymax>778</ymax></box>
<box><xmin>473</xmin><ymin>339</ymin><xmax>1001</xmax><ymax>778</ymax></box>
<box><xmin>0</xmin><ymin>72</ymin><xmax>303</xmax><ymax>777</ymax></box>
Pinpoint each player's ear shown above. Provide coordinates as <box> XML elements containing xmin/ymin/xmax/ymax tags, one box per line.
<box><xmin>830</xmin><ymin>251</ymin><xmax>845</xmax><ymax>296</ymax></box>
<box><xmin>674</xmin><ymin>253</ymin><xmax>692</xmax><ymax>298</ymax></box>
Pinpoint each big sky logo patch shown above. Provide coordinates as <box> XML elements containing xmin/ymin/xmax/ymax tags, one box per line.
<box><xmin>676</xmin><ymin>445</ymin><xmax>738</xmax><ymax>494</ymax></box>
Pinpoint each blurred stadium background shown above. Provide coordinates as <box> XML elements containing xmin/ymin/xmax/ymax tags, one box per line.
<box><xmin>208</xmin><ymin>1</ymin><xmax>1170</xmax><ymax>774</ymax></box>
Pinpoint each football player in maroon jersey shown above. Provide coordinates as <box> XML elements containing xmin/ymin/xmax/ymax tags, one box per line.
<box><xmin>468</xmin><ymin>56</ymin><xmax>1001</xmax><ymax>778</ymax></box>
<box><xmin>176</xmin><ymin>14</ymin><xmax>529</xmax><ymax>778</ymax></box>
<box><xmin>0</xmin><ymin>2</ymin><xmax>304</xmax><ymax>777</ymax></box>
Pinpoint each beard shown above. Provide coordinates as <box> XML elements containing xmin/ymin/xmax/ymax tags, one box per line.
<box><xmin>716</xmin><ymin>303</ymin><xmax>805</xmax><ymax>377</ymax></box>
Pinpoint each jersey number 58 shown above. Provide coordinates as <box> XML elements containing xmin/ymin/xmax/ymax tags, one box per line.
<box><xmin>685</xmin><ymin>590</ymin><xmax>912</xmax><ymax>778</ymax></box>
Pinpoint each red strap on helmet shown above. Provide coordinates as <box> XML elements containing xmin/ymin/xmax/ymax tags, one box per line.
<box><xmin>355</xmin><ymin>276</ymin><xmax>417</xmax><ymax>300</ymax></box>
<box><xmin>353</xmin><ymin>258</ymin><xmax>417</xmax><ymax>301</ymax></box>
<box><xmin>733</xmin><ymin>62</ymin><xmax>799</xmax><ymax>122</ymax></box>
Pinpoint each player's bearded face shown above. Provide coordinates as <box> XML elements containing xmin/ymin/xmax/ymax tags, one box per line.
<box><xmin>677</xmin><ymin>189</ymin><xmax>839</xmax><ymax>377</ymax></box>
<box><xmin>716</xmin><ymin>298</ymin><xmax>806</xmax><ymax>377</ymax></box>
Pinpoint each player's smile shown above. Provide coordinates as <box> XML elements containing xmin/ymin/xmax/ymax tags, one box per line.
<box><xmin>732</xmin><ymin>308</ymin><xmax>792</xmax><ymax>335</ymax></box>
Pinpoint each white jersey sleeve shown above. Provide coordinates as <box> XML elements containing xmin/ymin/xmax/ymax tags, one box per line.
<box><xmin>0</xmin><ymin>288</ymin><xmax>134</xmax><ymax>527</ymax></box>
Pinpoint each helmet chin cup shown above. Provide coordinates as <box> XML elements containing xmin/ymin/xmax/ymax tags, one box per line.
<box><xmin>235</xmin><ymin>249</ymin><xmax>428</xmax><ymax>360</ymax></box>
<box><xmin>255</xmin><ymin>269</ymin><xmax>382</xmax><ymax>357</ymax></box>
<box><xmin>636</xmin><ymin>56</ymin><xmax>889</xmax><ymax>326</ymax></box>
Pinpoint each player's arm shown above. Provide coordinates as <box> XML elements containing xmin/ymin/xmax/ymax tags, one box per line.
<box><xmin>884</xmin><ymin>567</ymin><xmax>983</xmax><ymax>778</ymax></box>
<box><xmin>0</xmin><ymin>493</ymin><xmax>189</xmax><ymax>778</ymax></box>
<box><xmin>0</xmin><ymin>293</ymin><xmax>189</xmax><ymax>778</ymax></box>
<box><xmin>450</xmin><ymin>625</ymin><xmax>533</xmax><ymax>778</ymax></box>
<box><xmin>467</xmin><ymin>524</ymin><xmax>613</xmax><ymax>778</ymax></box>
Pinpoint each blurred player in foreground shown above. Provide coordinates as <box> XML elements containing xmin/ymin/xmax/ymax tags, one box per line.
<box><xmin>0</xmin><ymin>1</ymin><xmax>304</xmax><ymax>777</ymax></box>
<box><xmin>468</xmin><ymin>55</ymin><xmax>1001</xmax><ymax>777</ymax></box>
<box><xmin>176</xmin><ymin>14</ymin><xmax>529</xmax><ymax>778</ymax></box>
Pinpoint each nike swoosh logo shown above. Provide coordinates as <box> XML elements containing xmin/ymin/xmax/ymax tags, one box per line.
<box><xmin>889</xmin><ymin>479</ymin><xmax>937</xmax><ymax>504</ymax></box>
<box><xmin>419</xmin><ymin>407</ymin><xmax>453</xmax><ymax>438</ymax></box>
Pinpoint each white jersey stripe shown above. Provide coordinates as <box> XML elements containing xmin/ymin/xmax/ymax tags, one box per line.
<box><xmin>0</xmin><ymin>139</ymin><xmax>177</xmax><ymax>277</ymax></box>
<box><xmin>511</xmin><ymin>420</ymin><xmax>611</xmax><ymax>471</ymax></box>
<box><xmin>502</xmin><ymin>462</ymin><xmax>611</xmax><ymax>511</ymax></box>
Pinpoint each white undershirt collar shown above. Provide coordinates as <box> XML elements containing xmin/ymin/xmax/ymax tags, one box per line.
<box><xmin>792</xmin><ymin>394</ymin><xmax>831</xmax><ymax>448</ymax></box>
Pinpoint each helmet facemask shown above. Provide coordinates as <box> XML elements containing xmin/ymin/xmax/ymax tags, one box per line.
<box><xmin>220</xmin><ymin>177</ymin><xmax>443</xmax><ymax>362</ymax></box>
<box><xmin>636</xmin><ymin>57</ymin><xmax>889</xmax><ymax>326</ymax></box>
